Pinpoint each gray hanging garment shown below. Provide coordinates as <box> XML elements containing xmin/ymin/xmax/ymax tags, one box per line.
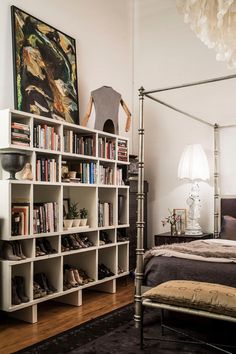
<box><xmin>91</xmin><ymin>86</ymin><xmax>121</xmax><ymax>134</ymax></box>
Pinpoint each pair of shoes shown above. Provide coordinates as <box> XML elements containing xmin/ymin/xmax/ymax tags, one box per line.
<box><xmin>2</xmin><ymin>241</ymin><xmax>26</xmax><ymax>261</ymax></box>
<box><xmin>63</xmin><ymin>267</ymin><xmax>83</xmax><ymax>289</ymax></box>
<box><xmin>62</xmin><ymin>234</ymin><xmax>81</xmax><ymax>251</ymax></box>
<box><xmin>98</xmin><ymin>263</ymin><xmax>114</xmax><ymax>280</ymax></box>
<box><xmin>36</xmin><ymin>238</ymin><xmax>56</xmax><ymax>257</ymax></box>
<box><xmin>80</xmin><ymin>234</ymin><xmax>94</xmax><ymax>247</ymax></box>
<box><xmin>34</xmin><ymin>272</ymin><xmax>57</xmax><ymax>295</ymax></box>
<box><xmin>78</xmin><ymin>269</ymin><xmax>94</xmax><ymax>284</ymax></box>
<box><xmin>100</xmin><ymin>231</ymin><xmax>112</xmax><ymax>244</ymax></box>
<box><xmin>33</xmin><ymin>281</ymin><xmax>47</xmax><ymax>299</ymax></box>
<box><xmin>12</xmin><ymin>276</ymin><xmax>29</xmax><ymax>305</ymax></box>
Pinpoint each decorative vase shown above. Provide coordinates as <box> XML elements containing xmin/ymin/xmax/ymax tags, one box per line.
<box><xmin>171</xmin><ymin>224</ymin><xmax>177</xmax><ymax>236</ymax></box>
<box><xmin>1</xmin><ymin>152</ymin><xmax>27</xmax><ymax>180</ymax></box>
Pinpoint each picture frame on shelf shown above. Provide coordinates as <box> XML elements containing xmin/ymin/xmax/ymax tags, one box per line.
<box><xmin>11</xmin><ymin>6</ymin><xmax>79</xmax><ymax>124</ymax></box>
<box><xmin>63</xmin><ymin>198</ymin><xmax>70</xmax><ymax>219</ymax></box>
<box><xmin>174</xmin><ymin>208</ymin><xmax>187</xmax><ymax>234</ymax></box>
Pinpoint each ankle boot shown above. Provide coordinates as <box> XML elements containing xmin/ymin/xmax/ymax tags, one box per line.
<box><xmin>2</xmin><ymin>242</ymin><xmax>21</xmax><ymax>261</ymax></box>
<box><xmin>72</xmin><ymin>268</ymin><xmax>84</xmax><ymax>285</ymax></box>
<box><xmin>12</xmin><ymin>278</ymin><xmax>21</xmax><ymax>305</ymax></box>
<box><xmin>37</xmin><ymin>239</ymin><xmax>48</xmax><ymax>254</ymax></box>
<box><xmin>43</xmin><ymin>239</ymin><xmax>56</xmax><ymax>254</ymax></box>
<box><xmin>34</xmin><ymin>273</ymin><xmax>52</xmax><ymax>294</ymax></box>
<box><xmin>43</xmin><ymin>273</ymin><xmax>57</xmax><ymax>293</ymax></box>
<box><xmin>15</xmin><ymin>276</ymin><xmax>29</xmax><ymax>302</ymax></box>
<box><xmin>65</xmin><ymin>269</ymin><xmax>78</xmax><ymax>287</ymax></box>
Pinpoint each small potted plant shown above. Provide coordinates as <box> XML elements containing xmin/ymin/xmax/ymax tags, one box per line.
<box><xmin>70</xmin><ymin>202</ymin><xmax>81</xmax><ymax>227</ymax></box>
<box><xmin>80</xmin><ymin>208</ymin><xmax>88</xmax><ymax>226</ymax></box>
<box><xmin>63</xmin><ymin>207</ymin><xmax>74</xmax><ymax>230</ymax></box>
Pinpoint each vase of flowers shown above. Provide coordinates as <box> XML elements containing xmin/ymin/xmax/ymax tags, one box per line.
<box><xmin>161</xmin><ymin>209</ymin><xmax>180</xmax><ymax>236</ymax></box>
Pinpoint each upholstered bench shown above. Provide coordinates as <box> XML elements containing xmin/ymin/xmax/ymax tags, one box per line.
<box><xmin>141</xmin><ymin>280</ymin><xmax>236</xmax><ymax>351</ymax></box>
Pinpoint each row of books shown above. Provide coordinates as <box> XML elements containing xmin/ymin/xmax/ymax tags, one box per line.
<box><xmin>63</xmin><ymin>130</ymin><xmax>95</xmax><ymax>156</ymax></box>
<box><xmin>78</xmin><ymin>162</ymin><xmax>97</xmax><ymax>184</ymax></box>
<box><xmin>99</xmin><ymin>165</ymin><xmax>114</xmax><ymax>185</ymax></box>
<box><xmin>11</xmin><ymin>203</ymin><xmax>30</xmax><ymax>236</ymax></box>
<box><xmin>33</xmin><ymin>124</ymin><xmax>60</xmax><ymax>151</ymax></box>
<box><xmin>36</xmin><ymin>157</ymin><xmax>58</xmax><ymax>182</ymax></box>
<box><xmin>98</xmin><ymin>138</ymin><xmax>116</xmax><ymax>160</ymax></box>
<box><xmin>117</xmin><ymin>139</ymin><xmax>128</xmax><ymax>162</ymax></box>
<box><xmin>33</xmin><ymin>202</ymin><xmax>58</xmax><ymax>234</ymax></box>
<box><xmin>116</xmin><ymin>167</ymin><xmax>125</xmax><ymax>185</ymax></box>
<box><xmin>98</xmin><ymin>201</ymin><xmax>113</xmax><ymax>227</ymax></box>
<box><xmin>11</xmin><ymin>121</ymin><xmax>30</xmax><ymax>147</ymax></box>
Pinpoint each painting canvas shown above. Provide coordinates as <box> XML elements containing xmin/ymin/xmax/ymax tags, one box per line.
<box><xmin>11</xmin><ymin>6</ymin><xmax>79</xmax><ymax>124</ymax></box>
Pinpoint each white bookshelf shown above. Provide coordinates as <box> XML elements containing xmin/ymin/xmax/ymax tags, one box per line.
<box><xmin>0</xmin><ymin>109</ymin><xmax>129</xmax><ymax>323</ymax></box>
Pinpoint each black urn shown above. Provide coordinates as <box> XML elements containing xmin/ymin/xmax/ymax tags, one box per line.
<box><xmin>1</xmin><ymin>152</ymin><xmax>27</xmax><ymax>180</ymax></box>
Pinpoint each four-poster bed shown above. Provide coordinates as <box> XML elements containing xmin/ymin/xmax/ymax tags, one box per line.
<box><xmin>135</xmin><ymin>73</ymin><xmax>236</xmax><ymax>327</ymax></box>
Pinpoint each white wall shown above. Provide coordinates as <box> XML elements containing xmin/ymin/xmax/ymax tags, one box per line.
<box><xmin>133</xmin><ymin>0</ymin><xmax>236</xmax><ymax>246</ymax></box>
<box><xmin>0</xmin><ymin>0</ymin><xmax>133</xmax><ymax>137</ymax></box>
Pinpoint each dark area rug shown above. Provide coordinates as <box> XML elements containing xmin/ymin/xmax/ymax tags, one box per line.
<box><xmin>15</xmin><ymin>304</ymin><xmax>236</xmax><ymax>354</ymax></box>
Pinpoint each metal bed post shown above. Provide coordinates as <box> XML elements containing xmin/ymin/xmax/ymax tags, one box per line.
<box><xmin>134</xmin><ymin>87</ymin><xmax>145</xmax><ymax>328</ymax></box>
<box><xmin>214</xmin><ymin>124</ymin><xmax>220</xmax><ymax>238</ymax></box>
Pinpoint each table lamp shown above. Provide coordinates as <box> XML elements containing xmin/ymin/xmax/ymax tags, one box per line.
<box><xmin>178</xmin><ymin>144</ymin><xmax>210</xmax><ymax>235</ymax></box>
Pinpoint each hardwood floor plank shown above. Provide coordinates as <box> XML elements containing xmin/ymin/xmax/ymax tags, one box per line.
<box><xmin>0</xmin><ymin>279</ymin><xmax>134</xmax><ymax>354</ymax></box>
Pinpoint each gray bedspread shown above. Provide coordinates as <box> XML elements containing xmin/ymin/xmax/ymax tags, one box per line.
<box><xmin>144</xmin><ymin>256</ymin><xmax>236</xmax><ymax>287</ymax></box>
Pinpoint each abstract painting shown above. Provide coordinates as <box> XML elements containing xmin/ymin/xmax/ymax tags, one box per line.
<box><xmin>11</xmin><ymin>6</ymin><xmax>79</xmax><ymax>124</ymax></box>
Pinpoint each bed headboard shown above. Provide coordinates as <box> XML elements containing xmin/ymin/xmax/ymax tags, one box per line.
<box><xmin>220</xmin><ymin>198</ymin><xmax>236</xmax><ymax>239</ymax></box>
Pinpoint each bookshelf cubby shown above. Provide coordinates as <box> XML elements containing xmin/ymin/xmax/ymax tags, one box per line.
<box><xmin>0</xmin><ymin>109</ymin><xmax>129</xmax><ymax>323</ymax></box>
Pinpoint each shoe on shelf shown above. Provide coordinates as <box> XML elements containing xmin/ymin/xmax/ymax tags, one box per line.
<box><xmin>68</xmin><ymin>235</ymin><xmax>81</xmax><ymax>249</ymax></box>
<box><xmin>62</xmin><ymin>237</ymin><xmax>70</xmax><ymax>251</ymax></box>
<box><xmin>15</xmin><ymin>276</ymin><xmax>29</xmax><ymax>303</ymax></box>
<box><xmin>73</xmin><ymin>268</ymin><xmax>84</xmax><ymax>285</ymax></box>
<box><xmin>35</xmin><ymin>245</ymin><xmax>46</xmax><ymax>257</ymax></box>
<box><xmin>36</xmin><ymin>239</ymin><xmax>48</xmax><ymax>254</ymax></box>
<box><xmin>12</xmin><ymin>278</ymin><xmax>21</xmax><ymax>305</ymax></box>
<box><xmin>64</xmin><ymin>268</ymin><xmax>78</xmax><ymax>287</ymax></box>
<box><xmin>43</xmin><ymin>238</ymin><xmax>57</xmax><ymax>254</ymax></box>
<box><xmin>33</xmin><ymin>281</ymin><xmax>47</xmax><ymax>299</ymax></box>
<box><xmin>118</xmin><ymin>265</ymin><xmax>124</xmax><ymax>274</ymax></box>
<box><xmin>2</xmin><ymin>242</ymin><xmax>21</xmax><ymax>261</ymax></box>
<box><xmin>15</xmin><ymin>241</ymin><xmax>27</xmax><ymax>259</ymax></box>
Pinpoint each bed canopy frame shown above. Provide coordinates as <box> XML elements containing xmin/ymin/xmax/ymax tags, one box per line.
<box><xmin>135</xmin><ymin>73</ymin><xmax>236</xmax><ymax>327</ymax></box>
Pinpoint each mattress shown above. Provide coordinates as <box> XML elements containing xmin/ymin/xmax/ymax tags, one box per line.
<box><xmin>144</xmin><ymin>239</ymin><xmax>236</xmax><ymax>287</ymax></box>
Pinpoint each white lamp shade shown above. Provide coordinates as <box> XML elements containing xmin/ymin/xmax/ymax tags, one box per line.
<box><xmin>178</xmin><ymin>144</ymin><xmax>210</xmax><ymax>181</ymax></box>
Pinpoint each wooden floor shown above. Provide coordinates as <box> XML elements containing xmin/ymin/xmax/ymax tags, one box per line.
<box><xmin>0</xmin><ymin>278</ymin><xmax>134</xmax><ymax>354</ymax></box>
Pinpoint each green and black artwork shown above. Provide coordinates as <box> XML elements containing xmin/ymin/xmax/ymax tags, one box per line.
<box><xmin>11</xmin><ymin>6</ymin><xmax>79</xmax><ymax>124</ymax></box>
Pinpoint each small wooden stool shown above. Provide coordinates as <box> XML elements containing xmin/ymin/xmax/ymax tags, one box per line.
<box><xmin>141</xmin><ymin>280</ymin><xmax>236</xmax><ymax>353</ymax></box>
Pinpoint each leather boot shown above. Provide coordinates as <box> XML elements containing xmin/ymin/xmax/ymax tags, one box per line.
<box><xmin>15</xmin><ymin>241</ymin><xmax>27</xmax><ymax>259</ymax></box>
<box><xmin>73</xmin><ymin>268</ymin><xmax>84</xmax><ymax>285</ymax></box>
<box><xmin>12</xmin><ymin>278</ymin><xmax>21</xmax><ymax>305</ymax></box>
<box><xmin>2</xmin><ymin>242</ymin><xmax>21</xmax><ymax>261</ymax></box>
<box><xmin>15</xmin><ymin>276</ymin><xmax>29</xmax><ymax>302</ymax></box>
<box><xmin>34</xmin><ymin>273</ymin><xmax>52</xmax><ymax>294</ymax></box>
<box><xmin>43</xmin><ymin>239</ymin><xmax>56</xmax><ymax>254</ymax></box>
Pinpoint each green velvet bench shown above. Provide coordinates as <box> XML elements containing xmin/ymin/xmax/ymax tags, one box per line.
<box><xmin>141</xmin><ymin>280</ymin><xmax>236</xmax><ymax>352</ymax></box>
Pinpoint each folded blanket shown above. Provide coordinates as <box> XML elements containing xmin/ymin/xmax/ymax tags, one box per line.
<box><xmin>144</xmin><ymin>239</ymin><xmax>236</xmax><ymax>263</ymax></box>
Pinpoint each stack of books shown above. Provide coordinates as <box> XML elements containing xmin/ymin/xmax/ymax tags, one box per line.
<box><xmin>117</xmin><ymin>140</ymin><xmax>128</xmax><ymax>161</ymax></box>
<box><xmin>36</xmin><ymin>157</ymin><xmax>58</xmax><ymax>182</ymax></box>
<box><xmin>11</xmin><ymin>203</ymin><xmax>30</xmax><ymax>236</ymax></box>
<box><xmin>99</xmin><ymin>165</ymin><xmax>114</xmax><ymax>185</ymax></box>
<box><xmin>11</xmin><ymin>122</ymin><xmax>30</xmax><ymax>147</ymax></box>
<box><xmin>98</xmin><ymin>201</ymin><xmax>113</xmax><ymax>227</ymax></box>
<box><xmin>63</xmin><ymin>130</ymin><xmax>95</xmax><ymax>156</ymax></box>
<box><xmin>98</xmin><ymin>138</ymin><xmax>116</xmax><ymax>160</ymax></box>
<box><xmin>33</xmin><ymin>202</ymin><xmax>58</xmax><ymax>234</ymax></box>
<box><xmin>33</xmin><ymin>124</ymin><xmax>60</xmax><ymax>151</ymax></box>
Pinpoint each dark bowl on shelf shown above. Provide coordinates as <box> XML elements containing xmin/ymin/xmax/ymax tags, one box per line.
<box><xmin>1</xmin><ymin>152</ymin><xmax>27</xmax><ymax>180</ymax></box>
